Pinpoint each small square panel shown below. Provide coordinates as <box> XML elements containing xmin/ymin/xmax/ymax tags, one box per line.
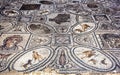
<box><xmin>99</xmin><ymin>33</ymin><xmax>120</xmax><ymax>49</ymax></box>
<box><xmin>54</xmin><ymin>34</ymin><xmax>72</xmax><ymax>45</ymax></box>
<box><xmin>97</xmin><ymin>22</ymin><xmax>119</xmax><ymax>31</ymax></box>
<box><xmin>0</xmin><ymin>33</ymin><xmax>30</xmax><ymax>53</ymax></box>
<box><xmin>74</xmin><ymin>34</ymin><xmax>99</xmax><ymax>48</ymax></box>
<box><xmin>93</xmin><ymin>14</ymin><xmax>111</xmax><ymax>22</ymax></box>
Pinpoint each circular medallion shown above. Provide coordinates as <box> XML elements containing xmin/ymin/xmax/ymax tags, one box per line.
<box><xmin>72</xmin><ymin>22</ymin><xmax>97</xmax><ymax>35</ymax></box>
<box><xmin>11</xmin><ymin>46</ymin><xmax>54</xmax><ymax>72</ymax></box>
<box><xmin>70</xmin><ymin>46</ymin><xmax>116</xmax><ymax>72</ymax></box>
<box><xmin>27</xmin><ymin>23</ymin><xmax>54</xmax><ymax>35</ymax></box>
<box><xmin>2</xmin><ymin>9</ymin><xmax>20</xmax><ymax>17</ymax></box>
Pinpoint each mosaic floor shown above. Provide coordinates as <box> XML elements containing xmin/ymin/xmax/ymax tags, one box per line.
<box><xmin>0</xmin><ymin>0</ymin><xmax>120</xmax><ymax>74</ymax></box>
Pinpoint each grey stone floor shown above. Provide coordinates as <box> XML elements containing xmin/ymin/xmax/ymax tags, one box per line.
<box><xmin>0</xmin><ymin>0</ymin><xmax>120</xmax><ymax>74</ymax></box>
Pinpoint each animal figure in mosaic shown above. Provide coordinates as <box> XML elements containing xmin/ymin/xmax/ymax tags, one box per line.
<box><xmin>75</xmin><ymin>29</ymin><xmax>83</xmax><ymax>32</ymax></box>
<box><xmin>59</xmin><ymin>50</ymin><xmax>66</xmax><ymax>68</ymax></box>
<box><xmin>0</xmin><ymin>35</ymin><xmax>23</xmax><ymax>50</ymax></box>
<box><xmin>81</xmin><ymin>50</ymin><xmax>96</xmax><ymax>59</ymax></box>
<box><xmin>75</xmin><ymin>24</ymin><xmax>90</xmax><ymax>32</ymax></box>
<box><xmin>0</xmin><ymin>53</ymin><xmax>11</xmax><ymax>67</ymax></box>
<box><xmin>88</xmin><ymin>59</ymin><xmax>97</xmax><ymax>65</ymax></box>
<box><xmin>32</xmin><ymin>51</ymin><xmax>43</xmax><ymax>62</ymax></box>
<box><xmin>22</xmin><ymin>59</ymin><xmax>32</xmax><ymax>69</ymax></box>
<box><xmin>49</xmin><ymin>14</ymin><xmax>70</xmax><ymax>24</ymax></box>
<box><xmin>101</xmin><ymin>58</ymin><xmax>107</xmax><ymax>65</ymax></box>
<box><xmin>82</xmin><ymin>24</ymin><xmax>90</xmax><ymax>31</ymax></box>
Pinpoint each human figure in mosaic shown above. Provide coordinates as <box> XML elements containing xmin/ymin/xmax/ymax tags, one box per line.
<box><xmin>32</xmin><ymin>51</ymin><xmax>43</xmax><ymax>62</ymax></box>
